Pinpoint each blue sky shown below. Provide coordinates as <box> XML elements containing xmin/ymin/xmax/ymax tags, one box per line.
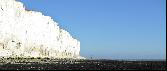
<box><xmin>20</xmin><ymin>0</ymin><xmax>166</xmax><ymax>59</ymax></box>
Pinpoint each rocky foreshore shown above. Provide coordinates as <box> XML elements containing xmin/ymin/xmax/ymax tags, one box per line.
<box><xmin>0</xmin><ymin>58</ymin><xmax>166</xmax><ymax>70</ymax></box>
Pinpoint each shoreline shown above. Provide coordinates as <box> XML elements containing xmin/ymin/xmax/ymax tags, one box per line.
<box><xmin>0</xmin><ymin>58</ymin><xmax>166</xmax><ymax>70</ymax></box>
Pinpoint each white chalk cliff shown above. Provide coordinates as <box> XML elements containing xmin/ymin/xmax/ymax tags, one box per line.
<box><xmin>0</xmin><ymin>0</ymin><xmax>84</xmax><ymax>59</ymax></box>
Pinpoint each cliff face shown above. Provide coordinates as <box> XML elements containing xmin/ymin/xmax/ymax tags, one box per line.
<box><xmin>0</xmin><ymin>0</ymin><xmax>83</xmax><ymax>59</ymax></box>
